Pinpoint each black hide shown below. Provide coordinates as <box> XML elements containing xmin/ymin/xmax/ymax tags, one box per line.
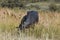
<box><xmin>18</xmin><ymin>11</ymin><xmax>39</xmax><ymax>30</ymax></box>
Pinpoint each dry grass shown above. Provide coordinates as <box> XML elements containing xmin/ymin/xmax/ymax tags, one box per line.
<box><xmin>0</xmin><ymin>8</ymin><xmax>60</xmax><ymax>40</ymax></box>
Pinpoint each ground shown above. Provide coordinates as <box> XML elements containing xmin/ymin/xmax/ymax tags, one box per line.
<box><xmin>0</xmin><ymin>8</ymin><xmax>60</xmax><ymax>40</ymax></box>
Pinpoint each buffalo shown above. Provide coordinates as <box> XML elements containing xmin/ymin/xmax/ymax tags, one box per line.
<box><xmin>17</xmin><ymin>11</ymin><xmax>39</xmax><ymax>30</ymax></box>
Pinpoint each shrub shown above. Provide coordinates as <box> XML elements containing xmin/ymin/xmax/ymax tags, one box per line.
<box><xmin>1</xmin><ymin>0</ymin><xmax>25</xmax><ymax>8</ymax></box>
<box><xmin>49</xmin><ymin>3</ymin><xmax>58</xmax><ymax>12</ymax></box>
<box><xmin>25</xmin><ymin>4</ymin><xmax>40</xmax><ymax>10</ymax></box>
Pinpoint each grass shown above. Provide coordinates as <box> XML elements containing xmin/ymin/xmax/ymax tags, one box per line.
<box><xmin>0</xmin><ymin>8</ymin><xmax>60</xmax><ymax>40</ymax></box>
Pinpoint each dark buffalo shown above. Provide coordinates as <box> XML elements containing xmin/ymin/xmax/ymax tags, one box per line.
<box><xmin>17</xmin><ymin>11</ymin><xmax>39</xmax><ymax>30</ymax></box>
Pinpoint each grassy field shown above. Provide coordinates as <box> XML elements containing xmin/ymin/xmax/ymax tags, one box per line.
<box><xmin>0</xmin><ymin>8</ymin><xmax>60</xmax><ymax>40</ymax></box>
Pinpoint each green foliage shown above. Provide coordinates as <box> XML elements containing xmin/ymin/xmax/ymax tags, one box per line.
<box><xmin>25</xmin><ymin>4</ymin><xmax>40</xmax><ymax>10</ymax></box>
<box><xmin>21</xmin><ymin>24</ymin><xmax>60</xmax><ymax>39</ymax></box>
<box><xmin>49</xmin><ymin>3</ymin><xmax>58</xmax><ymax>12</ymax></box>
<box><xmin>0</xmin><ymin>0</ymin><xmax>25</xmax><ymax>8</ymax></box>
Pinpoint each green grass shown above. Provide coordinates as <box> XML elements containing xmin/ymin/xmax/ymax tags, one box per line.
<box><xmin>0</xmin><ymin>8</ymin><xmax>60</xmax><ymax>40</ymax></box>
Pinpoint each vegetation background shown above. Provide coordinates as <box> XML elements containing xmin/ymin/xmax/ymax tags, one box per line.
<box><xmin>0</xmin><ymin>0</ymin><xmax>60</xmax><ymax>40</ymax></box>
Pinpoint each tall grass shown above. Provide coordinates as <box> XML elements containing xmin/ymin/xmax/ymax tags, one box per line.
<box><xmin>0</xmin><ymin>8</ymin><xmax>60</xmax><ymax>40</ymax></box>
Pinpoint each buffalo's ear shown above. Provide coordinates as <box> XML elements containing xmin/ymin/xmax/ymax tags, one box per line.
<box><xmin>19</xmin><ymin>24</ymin><xmax>24</xmax><ymax>30</ymax></box>
<box><xmin>16</xmin><ymin>26</ymin><xmax>22</xmax><ymax>30</ymax></box>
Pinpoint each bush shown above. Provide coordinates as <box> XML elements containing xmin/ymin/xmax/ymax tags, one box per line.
<box><xmin>25</xmin><ymin>4</ymin><xmax>40</xmax><ymax>10</ymax></box>
<box><xmin>49</xmin><ymin>3</ymin><xmax>58</xmax><ymax>12</ymax></box>
<box><xmin>1</xmin><ymin>0</ymin><xmax>25</xmax><ymax>8</ymax></box>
